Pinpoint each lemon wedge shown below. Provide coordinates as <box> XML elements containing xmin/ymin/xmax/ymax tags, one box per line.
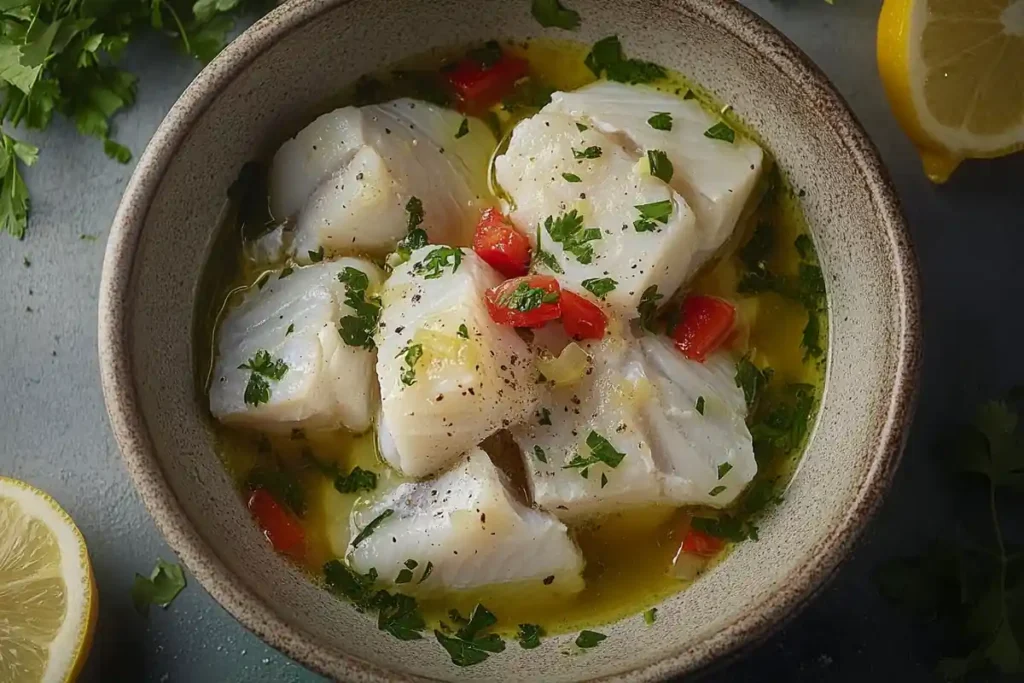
<box><xmin>877</xmin><ymin>0</ymin><xmax>1024</xmax><ymax>181</ymax></box>
<box><xmin>0</xmin><ymin>477</ymin><xmax>97</xmax><ymax>683</ymax></box>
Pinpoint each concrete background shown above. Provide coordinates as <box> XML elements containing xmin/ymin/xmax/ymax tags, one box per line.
<box><xmin>2</xmin><ymin>0</ymin><xmax>1023</xmax><ymax>681</ymax></box>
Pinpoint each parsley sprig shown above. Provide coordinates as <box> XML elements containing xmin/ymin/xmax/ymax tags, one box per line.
<box><xmin>238</xmin><ymin>349</ymin><xmax>287</xmax><ymax>406</ymax></box>
<box><xmin>544</xmin><ymin>209</ymin><xmax>600</xmax><ymax>264</ymax></box>
<box><xmin>337</xmin><ymin>267</ymin><xmax>381</xmax><ymax>350</ymax></box>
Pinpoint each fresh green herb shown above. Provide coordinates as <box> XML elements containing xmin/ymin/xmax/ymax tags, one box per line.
<box><xmin>582</xmin><ymin>277</ymin><xmax>617</xmax><ymax>299</ymax></box>
<box><xmin>323</xmin><ymin>561</ymin><xmax>378</xmax><ymax>605</ymax></box>
<box><xmin>255</xmin><ymin>272</ymin><xmax>270</xmax><ymax>290</ymax></box>
<box><xmin>683</xmin><ymin>90</ymin><xmax>696</xmax><ymax>100</ymax></box>
<box><xmin>419</xmin><ymin>561</ymin><xmax>434</xmax><ymax>583</ymax></box>
<box><xmin>279</xmin><ymin>266</ymin><xmax>293</xmax><ymax>279</ymax></box>
<box><xmin>584</xmin><ymin>35</ymin><xmax>666</xmax><ymax>84</ymax></box>
<box><xmin>398</xmin><ymin>343</ymin><xmax>423</xmax><ymax>386</ymax></box>
<box><xmin>692</xmin><ymin>513</ymin><xmax>758</xmax><ymax>542</ymax></box>
<box><xmin>337</xmin><ymin>266</ymin><xmax>381</xmax><ymax>350</ymax></box>
<box><xmin>500</xmin><ymin>281</ymin><xmax>560</xmax><ymax>312</ymax></box>
<box><xmin>876</xmin><ymin>398</ymin><xmax>1024</xmax><ymax>679</ymax></box>
<box><xmin>79</xmin><ymin>233</ymin><xmax>98</xmax><ymax>242</ymax></box>
<box><xmin>378</xmin><ymin>592</ymin><xmax>426</xmax><ymax>640</ymax></box>
<box><xmin>575</xmin><ymin>630</ymin><xmax>607</xmax><ymax>648</ymax></box>
<box><xmin>22</xmin><ymin>256</ymin><xmax>30</xmax><ymax>267</ymax></box>
<box><xmin>456</xmin><ymin>604</ymin><xmax>498</xmax><ymax>641</ymax></box>
<box><xmin>538</xmin><ymin>407</ymin><xmax>552</xmax><ymax>425</ymax></box>
<box><xmin>562</xmin><ymin>172</ymin><xmax>582</xmax><ymax>183</ymax></box>
<box><xmin>575</xmin><ymin>122</ymin><xmax>588</xmax><ymax>132</ymax></box>
<box><xmin>647</xmin><ymin>112</ymin><xmax>672</xmax><ymax>131</ymax></box>
<box><xmin>695</xmin><ymin>396</ymin><xmax>705</xmax><ymax>415</ymax></box>
<box><xmin>517</xmin><ymin>623</ymin><xmax>544</xmax><ymax>649</ymax></box>
<box><xmin>533</xmin><ymin>445</ymin><xmax>548</xmax><ymax>463</ymax></box>
<box><xmin>131</xmin><ymin>559</ymin><xmax>186</xmax><ymax>616</ymax></box>
<box><xmin>532</xmin><ymin>222</ymin><xmax>564</xmax><ymax>274</ymax></box>
<box><xmin>435</xmin><ymin>604</ymin><xmax>506</xmax><ymax>666</ymax></box>
<box><xmin>709</xmin><ymin>485</ymin><xmax>726</xmax><ymax>497</ymax></box>
<box><xmin>531</xmin><ymin>0</ymin><xmax>580</xmax><ymax>29</ymax></box>
<box><xmin>435</xmin><ymin>631</ymin><xmax>489</xmax><ymax>667</ymax></box>
<box><xmin>414</xmin><ymin>246</ymin><xmax>463</xmax><ymax>279</ymax></box>
<box><xmin>734</xmin><ymin>356</ymin><xmax>772</xmax><ymax>410</ymax></box>
<box><xmin>544</xmin><ymin>209</ymin><xmax>601</xmax><ymax>264</ymax></box>
<box><xmin>0</xmin><ymin>135</ymin><xmax>36</xmax><ymax>238</ymax></box>
<box><xmin>395</xmin><ymin>568</ymin><xmax>414</xmax><ymax>584</ymax></box>
<box><xmin>394</xmin><ymin>196</ymin><xmax>428</xmax><ymax>262</ymax></box>
<box><xmin>247</xmin><ymin>466</ymin><xmax>305</xmax><ymax>516</ymax></box>
<box><xmin>334</xmin><ymin>466</ymin><xmax>378</xmax><ymax>494</ymax></box>
<box><xmin>704</xmin><ymin>122</ymin><xmax>735</xmax><ymax>143</ymax></box>
<box><xmin>635</xmin><ymin>285</ymin><xmax>663</xmax><ymax>331</ymax></box>
<box><xmin>572</xmin><ymin>145</ymin><xmax>602</xmax><ymax>160</ymax></box>
<box><xmin>239</xmin><ymin>350</ymin><xmax>288</xmax><ymax>407</ymax></box>
<box><xmin>647</xmin><ymin>150</ymin><xmax>673</xmax><ymax>183</ymax></box>
<box><xmin>633</xmin><ymin>199</ymin><xmax>673</xmax><ymax>232</ymax></box>
<box><xmin>457</xmin><ymin>323</ymin><xmax>469</xmax><ymax>339</ymax></box>
<box><xmin>455</xmin><ymin>118</ymin><xmax>469</xmax><ymax>139</ymax></box>
<box><xmin>286</xmin><ymin>323</ymin><xmax>294</xmax><ymax>335</ymax></box>
<box><xmin>351</xmin><ymin>509</ymin><xmax>394</xmax><ymax>548</ymax></box>
<box><xmin>794</xmin><ymin>234</ymin><xmax>815</xmax><ymax>260</ymax></box>
<box><xmin>563</xmin><ymin>431</ymin><xmax>626</xmax><ymax>474</ymax></box>
<box><xmin>404</xmin><ymin>559</ymin><xmax>418</xmax><ymax>569</ymax></box>
<box><xmin>308</xmin><ymin>246</ymin><xmax>325</xmax><ymax>263</ymax></box>
<box><xmin>643</xmin><ymin>608</ymin><xmax>658</xmax><ymax>625</ymax></box>
<box><xmin>600</xmin><ymin>472</ymin><xmax>608</xmax><ymax>488</ymax></box>
<box><xmin>717</xmin><ymin>462</ymin><xmax>733</xmax><ymax>479</ymax></box>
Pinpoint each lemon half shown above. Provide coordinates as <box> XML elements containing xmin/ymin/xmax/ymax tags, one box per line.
<box><xmin>878</xmin><ymin>0</ymin><xmax>1024</xmax><ymax>181</ymax></box>
<box><xmin>0</xmin><ymin>477</ymin><xmax>97</xmax><ymax>683</ymax></box>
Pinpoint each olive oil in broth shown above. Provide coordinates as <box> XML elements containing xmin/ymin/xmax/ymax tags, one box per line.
<box><xmin>197</xmin><ymin>37</ymin><xmax>826</xmax><ymax>637</ymax></box>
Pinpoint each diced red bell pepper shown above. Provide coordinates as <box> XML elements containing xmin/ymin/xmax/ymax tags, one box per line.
<box><xmin>247</xmin><ymin>489</ymin><xmax>305</xmax><ymax>558</ymax></box>
<box><xmin>560</xmin><ymin>290</ymin><xmax>607</xmax><ymax>340</ymax></box>
<box><xmin>445</xmin><ymin>54</ymin><xmax>529</xmax><ymax>111</ymax></box>
<box><xmin>485</xmin><ymin>275</ymin><xmax>561</xmax><ymax>328</ymax></box>
<box><xmin>680</xmin><ymin>528</ymin><xmax>724</xmax><ymax>557</ymax></box>
<box><xmin>670</xmin><ymin>295</ymin><xmax>736</xmax><ymax>362</ymax></box>
<box><xmin>473</xmin><ymin>209</ymin><xmax>531</xmax><ymax>277</ymax></box>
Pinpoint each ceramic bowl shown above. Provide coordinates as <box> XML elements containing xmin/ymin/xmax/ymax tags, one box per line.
<box><xmin>98</xmin><ymin>0</ymin><xmax>921</xmax><ymax>680</ymax></box>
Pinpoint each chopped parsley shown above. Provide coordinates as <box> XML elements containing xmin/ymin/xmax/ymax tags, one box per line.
<box><xmin>308</xmin><ymin>246</ymin><xmax>325</xmax><ymax>263</ymax></box>
<box><xmin>435</xmin><ymin>604</ymin><xmax>506</xmax><ymax>667</ymax></box>
<box><xmin>562</xmin><ymin>172</ymin><xmax>582</xmax><ymax>183</ymax></box>
<box><xmin>572</xmin><ymin>145</ymin><xmax>602</xmax><ymax>160</ymax></box>
<box><xmin>378</xmin><ymin>592</ymin><xmax>427</xmax><ymax>640</ymax></box>
<box><xmin>414</xmin><ymin>246</ymin><xmax>463</xmax><ymax>279</ymax></box>
<box><xmin>395</xmin><ymin>197</ymin><xmax>428</xmax><ymax>262</ymax></box>
<box><xmin>704</xmin><ymin>121</ymin><xmax>736</xmax><ymax>143</ymax></box>
<box><xmin>545</xmin><ymin>209</ymin><xmax>601</xmax><ymax>264</ymax></box>
<box><xmin>635</xmin><ymin>285</ymin><xmax>663</xmax><ymax>331</ymax></box>
<box><xmin>717</xmin><ymin>462</ymin><xmax>733</xmax><ymax>479</ymax></box>
<box><xmin>278</xmin><ymin>266</ymin><xmax>293</xmax><ymax>279</ymax></box>
<box><xmin>334</xmin><ymin>466</ymin><xmax>378</xmax><ymax>494</ymax></box>
<box><xmin>455</xmin><ymin>118</ymin><xmax>469</xmax><ymax>139</ymax></box>
<box><xmin>533</xmin><ymin>445</ymin><xmax>548</xmax><ymax>464</ymax></box>
<box><xmin>709</xmin><ymin>485</ymin><xmax>727</xmax><ymax>497</ymax></box>
<box><xmin>563</xmin><ymin>431</ymin><xmax>626</xmax><ymax>475</ymax></box>
<box><xmin>239</xmin><ymin>350</ymin><xmax>288</xmax><ymax>406</ymax></box>
<box><xmin>532</xmin><ymin>222</ymin><xmax>564</xmax><ymax>274</ymax></box>
<box><xmin>575</xmin><ymin>630</ymin><xmax>607</xmax><ymax>648</ymax></box>
<box><xmin>575</xmin><ymin>122</ymin><xmax>589</xmax><ymax>132</ymax></box>
<box><xmin>600</xmin><ymin>472</ymin><xmax>608</xmax><ymax>488</ymax></box>
<box><xmin>734</xmin><ymin>356</ymin><xmax>773</xmax><ymax>410</ymax></box>
<box><xmin>538</xmin><ymin>407</ymin><xmax>552</xmax><ymax>425</ymax></box>
<box><xmin>351</xmin><ymin>509</ymin><xmax>393</xmax><ymax>548</ymax></box>
<box><xmin>695</xmin><ymin>395</ymin><xmax>705</xmax><ymax>415</ymax></box>
<box><xmin>285</xmin><ymin>323</ymin><xmax>295</xmax><ymax>336</ymax></box>
<box><xmin>397</xmin><ymin>343</ymin><xmax>423</xmax><ymax>386</ymax></box>
<box><xmin>499</xmin><ymin>281</ymin><xmax>560</xmax><ymax>311</ymax></box>
<box><xmin>582</xmin><ymin>277</ymin><xmax>617</xmax><ymax>299</ymax></box>
<box><xmin>531</xmin><ymin>0</ymin><xmax>580</xmax><ymax>29</ymax></box>
<box><xmin>643</xmin><ymin>607</ymin><xmax>658</xmax><ymax>625</ymax></box>
<box><xmin>131</xmin><ymin>559</ymin><xmax>186</xmax><ymax>616</ymax></box>
<box><xmin>517</xmin><ymin>623</ymin><xmax>544</xmax><ymax>649</ymax></box>
<box><xmin>419</xmin><ymin>561</ymin><xmax>434</xmax><ymax>583</ymax></box>
<box><xmin>691</xmin><ymin>514</ymin><xmax>758</xmax><ymax>542</ymax></box>
<box><xmin>337</xmin><ymin>267</ymin><xmax>381</xmax><ymax>350</ymax></box>
<box><xmin>584</xmin><ymin>35</ymin><xmax>666</xmax><ymax>84</ymax></box>
<box><xmin>457</xmin><ymin>323</ymin><xmax>469</xmax><ymax>339</ymax></box>
<box><xmin>647</xmin><ymin>149</ymin><xmax>673</xmax><ymax>183</ymax></box>
<box><xmin>395</xmin><ymin>567</ymin><xmax>414</xmax><ymax>584</ymax></box>
<box><xmin>647</xmin><ymin>112</ymin><xmax>672</xmax><ymax>131</ymax></box>
<box><xmin>255</xmin><ymin>272</ymin><xmax>270</xmax><ymax>289</ymax></box>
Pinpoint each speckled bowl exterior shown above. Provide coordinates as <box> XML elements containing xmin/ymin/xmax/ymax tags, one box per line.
<box><xmin>98</xmin><ymin>0</ymin><xmax>921</xmax><ymax>680</ymax></box>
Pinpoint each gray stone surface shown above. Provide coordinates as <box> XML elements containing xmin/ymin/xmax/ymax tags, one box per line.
<box><xmin>1</xmin><ymin>1</ymin><xmax>1022</xmax><ymax>681</ymax></box>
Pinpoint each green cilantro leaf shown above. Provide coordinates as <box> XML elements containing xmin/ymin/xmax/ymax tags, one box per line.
<box><xmin>531</xmin><ymin>0</ymin><xmax>580</xmax><ymax>29</ymax></box>
<box><xmin>131</xmin><ymin>559</ymin><xmax>186</xmax><ymax>615</ymax></box>
<box><xmin>704</xmin><ymin>121</ymin><xmax>736</xmax><ymax>143</ymax></box>
<box><xmin>647</xmin><ymin>112</ymin><xmax>672</xmax><ymax>130</ymax></box>
<box><xmin>582</xmin><ymin>277</ymin><xmax>617</xmax><ymax>299</ymax></box>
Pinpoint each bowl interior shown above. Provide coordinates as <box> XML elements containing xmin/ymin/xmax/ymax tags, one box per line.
<box><xmin>102</xmin><ymin>0</ymin><xmax>916</xmax><ymax>680</ymax></box>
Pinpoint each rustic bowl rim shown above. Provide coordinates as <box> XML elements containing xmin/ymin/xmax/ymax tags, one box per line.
<box><xmin>98</xmin><ymin>0</ymin><xmax>922</xmax><ymax>680</ymax></box>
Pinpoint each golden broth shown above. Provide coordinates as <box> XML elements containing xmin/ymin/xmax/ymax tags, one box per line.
<box><xmin>195</xmin><ymin>38</ymin><xmax>825</xmax><ymax>638</ymax></box>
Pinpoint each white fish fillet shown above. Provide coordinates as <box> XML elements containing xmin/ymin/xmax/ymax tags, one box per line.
<box><xmin>209</xmin><ymin>258</ymin><xmax>384</xmax><ymax>434</ymax></box>
<box><xmin>346</xmin><ymin>448</ymin><xmax>585</xmax><ymax>594</ymax></box>
<box><xmin>512</xmin><ymin>334</ymin><xmax>663</xmax><ymax>521</ymax></box>
<box><xmin>376</xmin><ymin>247</ymin><xmax>539</xmax><ymax>478</ymax></box>
<box><xmin>269</xmin><ymin>99</ymin><xmax>495</xmax><ymax>261</ymax></box>
<box><xmin>494</xmin><ymin>113</ymin><xmax>699</xmax><ymax>321</ymax></box>
<box><xmin>638</xmin><ymin>336</ymin><xmax>757</xmax><ymax>507</ymax></box>
<box><xmin>545</xmin><ymin>81</ymin><xmax>763</xmax><ymax>259</ymax></box>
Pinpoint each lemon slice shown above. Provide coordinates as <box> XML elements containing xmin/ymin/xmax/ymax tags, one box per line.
<box><xmin>877</xmin><ymin>0</ymin><xmax>1024</xmax><ymax>181</ymax></box>
<box><xmin>0</xmin><ymin>477</ymin><xmax>97</xmax><ymax>683</ymax></box>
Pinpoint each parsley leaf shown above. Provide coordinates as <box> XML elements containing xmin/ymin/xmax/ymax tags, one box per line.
<box><xmin>323</xmin><ymin>560</ymin><xmax>378</xmax><ymax>604</ymax></box>
<box><xmin>544</xmin><ymin>209</ymin><xmax>601</xmax><ymax>264</ymax></box>
<box><xmin>562</xmin><ymin>172</ymin><xmax>582</xmax><ymax>183</ymax></box>
<box><xmin>395</xmin><ymin>196</ymin><xmax>428</xmax><ymax>262</ymax></box>
<box><xmin>239</xmin><ymin>350</ymin><xmax>288</xmax><ymax>406</ymax></box>
<box><xmin>243</xmin><ymin>373</ymin><xmax>270</xmax><ymax>406</ymax></box>
<box><xmin>377</xmin><ymin>592</ymin><xmax>426</xmax><ymax>640</ymax></box>
<box><xmin>413</xmin><ymin>246</ymin><xmax>463</xmax><ymax>279</ymax></box>
<box><xmin>334</xmin><ymin>466</ymin><xmax>377</xmax><ymax>494</ymax></box>
<box><xmin>647</xmin><ymin>112</ymin><xmax>672</xmax><ymax>131</ymax></box>
<box><xmin>531</xmin><ymin>222</ymin><xmax>564</xmax><ymax>274</ymax></box>
<box><xmin>584</xmin><ymin>35</ymin><xmax>665</xmax><ymax>84</ymax></box>
<box><xmin>436</xmin><ymin>604</ymin><xmax>506</xmax><ymax>666</ymax></box>
<box><xmin>397</xmin><ymin>343</ymin><xmax>423</xmax><ymax>386</ymax></box>
<box><xmin>572</xmin><ymin>145</ymin><xmax>602</xmax><ymax>159</ymax></box>
<box><xmin>531</xmin><ymin>0</ymin><xmax>580</xmax><ymax>29</ymax></box>
<box><xmin>308</xmin><ymin>246</ymin><xmax>325</xmax><ymax>262</ymax></box>
<box><xmin>457</xmin><ymin>323</ymin><xmax>469</xmax><ymax>339</ymax></box>
<box><xmin>647</xmin><ymin>150</ymin><xmax>673</xmax><ymax>183</ymax></box>
<box><xmin>418</xmin><ymin>561</ymin><xmax>434</xmax><ymax>583</ymax></box>
<box><xmin>338</xmin><ymin>267</ymin><xmax>381</xmax><ymax>350</ymax></box>
<box><xmin>644</xmin><ymin>607</ymin><xmax>658</xmax><ymax>625</ymax></box>
<box><xmin>704</xmin><ymin>121</ymin><xmax>736</xmax><ymax>143</ymax></box>
<box><xmin>695</xmin><ymin>395</ymin><xmax>705</xmax><ymax>415</ymax></box>
<box><xmin>435</xmin><ymin>631</ymin><xmax>489</xmax><ymax>667</ymax></box>
<box><xmin>455</xmin><ymin>117</ymin><xmax>469</xmax><ymax>139</ymax></box>
<box><xmin>734</xmin><ymin>356</ymin><xmax>772</xmax><ymax>410</ymax></box>
<box><xmin>635</xmin><ymin>285</ymin><xmax>663</xmax><ymax>331</ymax></box>
<box><xmin>533</xmin><ymin>445</ymin><xmax>548</xmax><ymax>463</ymax></box>
<box><xmin>538</xmin><ymin>407</ymin><xmax>552</xmax><ymax>425</ymax></box>
<box><xmin>582</xmin><ymin>277</ymin><xmax>617</xmax><ymax>299</ymax></box>
<box><xmin>518</xmin><ymin>623</ymin><xmax>544</xmax><ymax>648</ymax></box>
<box><xmin>498</xmin><ymin>281</ymin><xmax>560</xmax><ymax>311</ymax></box>
<box><xmin>0</xmin><ymin>133</ymin><xmax>36</xmax><ymax>238</ymax></box>
<box><xmin>131</xmin><ymin>559</ymin><xmax>186</xmax><ymax>616</ymax></box>
<box><xmin>634</xmin><ymin>199</ymin><xmax>673</xmax><ymax>232</ymax></box>
<box><xmin>718</xmin><ymin>462</ymin><xmax>733</xmax><ymax>479</ymax></box>
<box><xmin>563</xmin><ymin>431</ymin><xmax>626</xmax><ymax>474</ymax></box>
<box><xmin>575</xmin><ymin>630</ymin><xmax>607</xmax><ymax>648</ymax></box>
<box><xmin>351</xmin><ymin>509</ymin><xmax>393</xmax><ymax>547</ymax></box>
